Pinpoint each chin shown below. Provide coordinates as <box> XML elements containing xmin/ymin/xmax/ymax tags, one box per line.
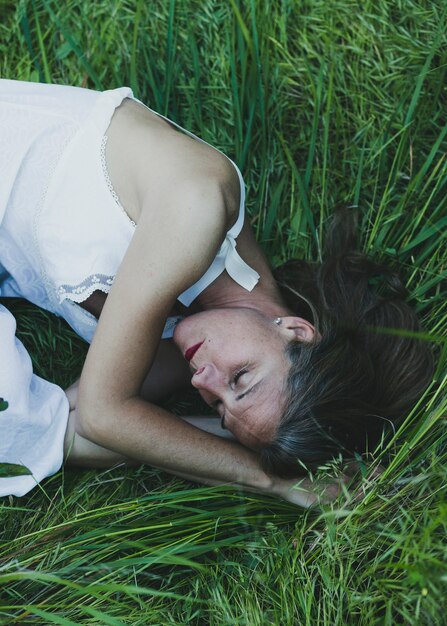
<box><xmin>173</xmin><ymin>313</ymin><xmax>204</xmax><ymax>346</ymax></box>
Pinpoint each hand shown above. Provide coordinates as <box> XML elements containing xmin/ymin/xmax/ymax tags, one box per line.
<box><xmin>272</xmin><ymin>460</ymin><xmax>384</xmax><ymax>508</ymax></box>
<box><xmin>272</xmin><ymin>474</ymin><xmax>343</xmax><ymax>508</ymax></box>
<box><xmin>271</xmin><ymin>468</ymin><xmax>357</xmax><ymax>508</ymax></box>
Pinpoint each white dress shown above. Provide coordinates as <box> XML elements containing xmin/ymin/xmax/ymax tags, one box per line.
<box><xmin>0</xmin><ymin>79</ymin><xmax>259</xmax><ymax>497</ymax></box>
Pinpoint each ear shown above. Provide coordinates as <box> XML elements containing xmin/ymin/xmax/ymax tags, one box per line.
<box><xmin>279</xmin><ymin>316</ymin><xmax>317</xmax><ymax>343</ymax></box>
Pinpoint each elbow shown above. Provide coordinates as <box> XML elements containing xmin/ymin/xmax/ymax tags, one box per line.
<box><xmin>64</xmin><ymin>379</ymin><xmax>96</xmax><ymax>441</ymax></box>
<box><xmin>75</xmin><ymin>396</ymin><xmax>109</xmax><ymax>443</ymax></box>
<box><xmin>74</xmin><ymin>402</ymin><xmax>95</xmax><ymax>440</ymax></box>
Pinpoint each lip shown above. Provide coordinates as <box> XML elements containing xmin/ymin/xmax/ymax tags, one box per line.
<box><xmin>184</xmin><ymin>341</ymin><xmax>204</xmax><ymax>362</ymax></box>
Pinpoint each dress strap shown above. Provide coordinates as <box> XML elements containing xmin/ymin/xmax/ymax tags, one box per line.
<box><xmin>177</xmin><ymin>232</ymin><xmax>259</xmax><ymax>306</ymax></box>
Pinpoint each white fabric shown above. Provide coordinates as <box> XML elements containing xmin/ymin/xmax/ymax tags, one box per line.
<box><xmin>0</xmin><ymin>305</ymin><xmax>69</xmax><ymax>497</ymax></box>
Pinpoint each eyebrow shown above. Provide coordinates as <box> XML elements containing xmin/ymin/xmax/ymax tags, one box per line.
<box><xmin>236</xmin><ymin>380</ymin><xmax>262</xmax><ymax>402</ymax></box>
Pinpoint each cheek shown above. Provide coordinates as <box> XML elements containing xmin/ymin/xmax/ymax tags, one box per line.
<box><xmin>231</xmin><ymin>427</ymin><xmax>259</xmax><ymax>451</ymax></box>
<box><xmin>226</xmin><ymin>414</ymin><xmax>265</xmax><ymax>451</ymax></box>
<box><xmin>224</xmin><ymin>415</ymin><xmax>248</xmax><ymax>446</ymax></box>
<box><xmin>173</xmin><ymin>315</ymin><xmax>207</xmax><ymax>348</ymax></box>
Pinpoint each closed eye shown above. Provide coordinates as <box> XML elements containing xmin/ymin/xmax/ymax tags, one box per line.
<box><xmin>232</xmin><ymin>368</ymin><xmax>248</xmax><ymax>385</ymax></box>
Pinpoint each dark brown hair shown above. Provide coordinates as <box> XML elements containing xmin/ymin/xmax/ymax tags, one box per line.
<box><xmin>260</xmin><ymin>208</ymin><xmax>434</xmax><ymax>477</ymax></box>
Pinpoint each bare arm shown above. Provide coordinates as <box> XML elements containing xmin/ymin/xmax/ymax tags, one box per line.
<box><xmin>68</xmin><ymin>381</ymin><xmax>319</xmax><ymax>506</ymax></box>
<box><xmin>65</xmin><ymin>382</ymin><xmax>235</xmax><ymax>466</ymax></box>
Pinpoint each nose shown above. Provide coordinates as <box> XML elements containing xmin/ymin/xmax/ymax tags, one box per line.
<box><xmin>191</xmin><ymin>363</ymin><xmax>224</xmax><ymax>405</ymax></box>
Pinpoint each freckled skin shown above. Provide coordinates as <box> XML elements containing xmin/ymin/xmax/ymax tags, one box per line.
<box><xmin>173</xmin><ymin>307</ymin><xmax>315</xmax><ymax>449</ymax></box>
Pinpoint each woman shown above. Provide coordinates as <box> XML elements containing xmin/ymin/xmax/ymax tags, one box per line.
<box><xmin>0</xmin><ymin>80</ymin><xmax>433</xmax><ymax>501</ymax></box>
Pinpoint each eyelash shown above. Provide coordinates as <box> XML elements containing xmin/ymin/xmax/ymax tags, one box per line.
<box><xmin>232</xmin><ymin>368</ymin><xmax>248</xmax><ymax>385</ymax></box>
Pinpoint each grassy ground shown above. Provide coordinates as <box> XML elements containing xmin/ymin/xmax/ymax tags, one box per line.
<box><xmin>0</xmin><ymin>0</ymin><xmax>446</xmax><ymax>624</ymax></box>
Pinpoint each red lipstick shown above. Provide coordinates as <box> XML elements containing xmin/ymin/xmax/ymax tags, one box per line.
<box><xmin>185</xmin><ymin>341</ymin><xmax>204</xmax><ymax>362</ymax></box>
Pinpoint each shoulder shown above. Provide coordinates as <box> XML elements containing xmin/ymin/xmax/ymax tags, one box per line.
<box><xmin>111</xmin><ymin>99</ymin><xmax>241</xmax><ymax>228</ymax></box>
<box><xmin>210</xmin><ymin>152</ymin><xmax>241</xmax><ymax>226</ymax></box>
<box><xmin>181</xmin><ymin>152</ymin><xmax>240</xmax><ymax>228</ymax></box>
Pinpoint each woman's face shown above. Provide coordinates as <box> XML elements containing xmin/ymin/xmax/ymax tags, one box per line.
<box><xmin>173</xmin><ymin>308</ymin><xmax>315</xmax><ymax>450</ymax></box>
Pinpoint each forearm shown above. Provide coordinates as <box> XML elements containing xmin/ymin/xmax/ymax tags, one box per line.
<box><xmin>76</xmin><ymin>397</ymin><xmax>274</xmax><ymax>492</ymax></box>
<box><xmin>150</xmin><ymin>415</ymin><xmax>236</xmax><ymax>486</ymax></box>
<box><xmin>67</xmin><ymin>407</ymin><xmax>253</xmax><ymax>487</ymax></box>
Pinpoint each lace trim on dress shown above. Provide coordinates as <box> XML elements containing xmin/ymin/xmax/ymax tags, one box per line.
<box><xmin>100</xmin><ymin>135</ymin><xmax>136</xmax><ymax>227</ymax></box>
<box><xmin>57</xmin><ymin>273</ymin><xmax>115</xmax><ymax>303</ymax></box>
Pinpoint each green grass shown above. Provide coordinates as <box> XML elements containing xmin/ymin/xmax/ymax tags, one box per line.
<box><xmin>0</xmin><ymin>0</ymin><xmax>446</xmax><ymax>624</ymax></box>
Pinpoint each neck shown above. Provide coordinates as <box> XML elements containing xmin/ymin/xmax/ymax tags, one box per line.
<box><xmin>196</xmin><ymin>272</ymin><xmax>293</xmax><ymax>319</ymax></box>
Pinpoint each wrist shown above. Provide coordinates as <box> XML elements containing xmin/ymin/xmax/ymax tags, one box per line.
<box><xmin>243</xmin><ymin>464</ymin><xmax>275</xmax><ymax>493</ymax></box>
